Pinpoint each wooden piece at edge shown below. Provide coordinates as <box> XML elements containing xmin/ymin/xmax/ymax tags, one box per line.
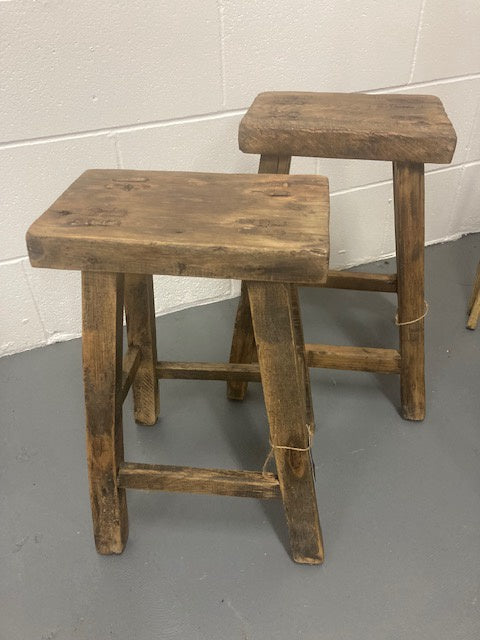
<box><xmin>118</xmin><ymin>463</ymin><xmax>280</xmax><ymax>499</ymax></box>
<box><xmin>248</xmin><ymin>281</ymin><xmax>324</xmax><ymax>564</ymax></box>
<box><xmin>124</xmin><ymin>274</ymin><xmax>159</xmax><ymax>425</ymax></box>
<box><xmin>466</xmin><ymin>261</ymin><xmax>480</xmax><ymax>330</ymax></box>
<box><xmin>393</xmin><ymin>161</ymin><xmax>426</xmax><ymax>421</ymax></box>
<box><xmin>82</xmin><ymin>271</ymin><xmax>128</xmax><ymax>554</ymax></box>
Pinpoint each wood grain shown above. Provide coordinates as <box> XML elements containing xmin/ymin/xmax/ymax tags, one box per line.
<box><xmin>121</xmin><ymin>346</ymin><xmax>141</xmax><ymax>403</ymax></box>
<box><xmin>82</xmin><ymin>271</ymin><xmax>128</xmax><ymax>554</ymax></box>
<box><xmin>157</xmin><ymin>360</ymin><xmax>261</xmax><ymax>381</ymax></box>
<box><xmin>227</xmin><ymin>282</ymin><xmax>257</xmax><ymax>400</ymax></box>
<box><xmin>227</xmin><ymin>154</ymin><xmax>292</xmax><ymax>400</ymax></box>
<box><xmin>118</xmin><ymin>463</ymin><xmax>281</xmax><ymax>499</ymax></box>
<box><xmin>124</xmin><ymin>274</ymin><xmax>159</xmax><ymax>425</ymax></box>
<box><xmin>302</xmin><ymin>269</ymin><xmax>397</xmax><ymax>292</ymax></box>
<box><xmin>239</xmin><ymin>92</ymin><xmax>457</xmax><ymax>163</ymax></box>
<box><xmin>306</xmin><ymin>344</ymin><xmax>401</xmax><ymax>373</ymax></box>
<box><xmin>393</xmin><ymin>162</ymin><xmax>426</xmax><ymax>420</ymax></box>
<box><xmin>26</xmin><ymin>170</ymin><xmax>329</xmax><ymax>284</ymax></box>
<box><xmin>248</xmin><ymin>281</ymin><xmax>324</xmax><ymax>564</ymax></box>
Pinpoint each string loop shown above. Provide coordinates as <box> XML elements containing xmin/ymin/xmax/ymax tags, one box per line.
<box><xmin>395</xmin><ymin>300</ymin><xmax>429</xmax><ymax>326</ymax></box>
<box><xmin>262</xmin><ymin>425</ymin><xmax>313</xmax><ymax>478</ymax></box>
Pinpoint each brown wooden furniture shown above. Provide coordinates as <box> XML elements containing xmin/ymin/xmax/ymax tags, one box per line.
<box><xmin>229</xmin><ymin>92</ymin><xmax>457</xmax><ymax>420</ymax></box>
<box><xmin>467</xmin><ymin>261</ymin><xmax>480</xmax><ymax>330</ymax></box>
<box><xmin>26</xmin><ymin>169</ymin><xmax>330</xmax><ymax>564</ymax></box>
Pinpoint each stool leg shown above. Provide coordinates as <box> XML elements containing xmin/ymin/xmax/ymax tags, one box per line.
<box><xmin>289</xmin><ymin>285</ymin><xmax>315</xmax><ymax>434</ymax></box>
<box><xmin>226</xmin><ymin>282</ymin><xmax>256</xmax><ymax>400</ymax></box>
<box><xmin>466</xmin><ymin>261</ymin><xmax>480</xmax><ymax>330</ymax></box>
<box><xmin>124</xmin><ymin>274</ymin><xmax>159</xmax><ymax>425</ymax></box>
<box><xmin>393</xmin><ymin>162</ymin><xmax>426</xmax><ymax>421</ymax></box>
<box><xmin>227</xmin><ymin>154</ymin><xmax>291</xmax><ymax>401</ymax></box>
<box><xmin>82</xmin><ymin>271</ymin><xmax>128</xmax><ymax>554</ymax></box>
<box><xmin>247</xmin><ymin>281</ymin><xmax>324</xmax><ymax>564</ymax></box>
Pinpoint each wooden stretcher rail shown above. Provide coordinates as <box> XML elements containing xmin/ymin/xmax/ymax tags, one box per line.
<box><xmin>305</xmin><ymin>344</ymin><xmax>401</xmax><ymax>373</ymax></box>
<box><xmin>156</xmin><ymin>343</ymin><xmax>401</xmax><ymax>381</ymax></box>
<box><xmin>300</xmin><ymin>269</ymin><xmax>397</xmax><ymax>292</ymax></box>
<box><xmin>118</xmin><ymin>462</ymin><xmax>281</xmax><ymax>499</ymax></box>
<box><xmin>121</xmin><ymin>346</ymin><xmax>142</xmax><ymax>402</ymax></box>
<box><xmin>156</xmin><ymin>361</ymin><xmax>261</xmax><ymax>381</ymax></box>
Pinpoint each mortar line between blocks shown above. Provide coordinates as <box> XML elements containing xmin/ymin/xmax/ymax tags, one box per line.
<box><xmin>217</xmin><ymin>0</ymin><xmax>227</xmax><ymax>108</ymax></box>
<box><xmin>0</xmin><ymin>109</ymin><xmax>248</xmax><ymax>150</ymax></box>
<box><xmin>408</xmin><ymin>0</ymin><xmax>427</xmax><ymax>84</ymax></box>
<box><xmin>366</xmin><ymin>72</ymin><xmax>480</xmax><ymax>95</ymax></box>
<box><xmin>330</xmin><ymin>162</ymin><xmax>476</xmax><ymax>198</ymax></box>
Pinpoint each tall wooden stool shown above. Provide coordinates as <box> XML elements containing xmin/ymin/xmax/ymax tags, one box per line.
<box><xmin>228</xmin><ymin>92</ymin><xmax>457</xmax><ymax>420</ymax></box>
<box><xmin>26</xmin><ymin>169</ymin><xmax>329</xmax><ymax>564</ymax></box>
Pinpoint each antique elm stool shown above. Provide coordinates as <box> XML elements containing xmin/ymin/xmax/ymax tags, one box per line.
<box><xmin>26</xmin><ymin>169</ymin><xmax>330</xmax><ymax>564</ymax></box>
<box><xmin>228</xmin><ymin>92</ymin><xmax>457</xmax><ymax>420</ymax></box>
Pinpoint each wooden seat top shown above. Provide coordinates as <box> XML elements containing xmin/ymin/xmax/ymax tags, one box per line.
<box><xmin>239</xmin><ymin>91</ymin><xmax>457</xmax><ymax>164</ymax></box>
<box><xmin>26</xmin><ymin>170</ymin><xmax>329</xmax><ymax>284</ymax></box>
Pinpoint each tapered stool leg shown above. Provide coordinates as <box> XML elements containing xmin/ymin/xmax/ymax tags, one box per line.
<box><xmin>227</xmin><ymin>154</ymin><xmax>292</xmax><ymax>400</ymax></box>
<box><xmin>82</xmin><ymin>271</ymin><xmax>128</xmax><ymax>554</ymax></box>
<box><xmin>393</xmin><ymin>162</ymin><xmax>426</xmax><ymax>421</ymax></box>
<box><xmin>289</xmin><ymin>285</ymin><xmax>315</xmax><ymax>433</ymax></box>
<box><xmin>125</xmin><ymin>274</ymin><xmax>159</xmax><ymax>425</ymax></box>
<box><xmin>226</xmin><ymin>282</ymin><xmax>256</xmax><ymax>400</ymax></box>
<box><xmin>248</xmin><ymin>281</ymin><xmax>324</xmax><ymax>564</ymax></box>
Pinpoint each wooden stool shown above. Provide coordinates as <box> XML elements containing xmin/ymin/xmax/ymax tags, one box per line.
<box><xmin>467</xmin><ymin>261</ymin><xmax>480</xmax><ymax>330</ymax></box>
<box><xmin>228</xmin><ymin>92</ymin><xmax>457</xmax><ymax>420</ymax></box>
<box><xmin>26</xmin><ymin>169</ymin><xmax>330</xmax><ymax>564</ymax></box>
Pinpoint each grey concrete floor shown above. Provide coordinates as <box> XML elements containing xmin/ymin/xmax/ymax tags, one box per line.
<box><xmin>1</xmin><ymin>234</ymin><xmax>480</xmax><ymax>640</ymax></box>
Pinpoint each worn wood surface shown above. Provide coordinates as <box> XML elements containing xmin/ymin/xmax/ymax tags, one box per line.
<box><xmin>118</xmin><ymin>463</ymin><xmax>281</xmax><ymax>499</ymax></box>
<box><xmin>227</xmin><ymin>282</ymin><xmax>257</xmax><ymax>400</ymax></box>
<box><xmin>289</xmin><ymin>285</ymin><xmax>315</xmax><ymax>433</ymax></box>
<box><xmin>302</xmin><ymin>269</ymin><xmax>397</xmax><ymax>292</ymax></box>
<box><xmin>157</xmin><ymin>360</ymin><xmax>261</xmax><ymax>381</ymax></box>
<box><xmin>124</xmin><ymin>274</ymin><xmax>159</xmax><ymax>425</ymax></box>
<box><xmin>82</xmin><ymin>271</ymin><xmax>128</xmax><ymax>554</ymax></box>
<box><xmin>26</xmin><ymin>170</ymin><xmax>329</xmax><ymax>284</ymax></box>
<box><xmin>393</xmin><ymin>162</ymin><xmax>426</xmax><ymax>420</ymax></box>
<box><xmin>306</xmin><ymin>344</ymin><xmax>401</xmax><ymax>373</ymax></box>
<box><xmin>239</xmin><ymin>92</ymin><xmax>457</xmax><ymax>163</ymax></box>
<box><xmin>248</xmin><ymin>281</ymin><xmax>324</xmax><ymax>564</ymax></box>
<box><xmin>227</xmin><ymin>154</ymin><xmax>292</xmax><ymax>400</ymax></box>
<box><xmin>121</xmin><ymin>346</ymin><xmax>141</xmax><ymax>403</ymax></box>
<box><xmin>155</xmin><ymin>344</ymin><xmax>401</xmax><ymax>382</ymax></box>
<box><xmin>467</xmin><ymin>261</ymin><xmax>480</xmax><ymax>330</ymax></box>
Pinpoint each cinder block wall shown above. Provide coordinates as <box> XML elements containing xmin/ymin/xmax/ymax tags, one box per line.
<box><xmin>1</xmin><ymin>0</ymin><xmax>479</xmax><ymax>357</ymax></box>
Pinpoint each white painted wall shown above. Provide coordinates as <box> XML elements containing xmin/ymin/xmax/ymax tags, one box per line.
<box><xmin>1</xmin><ymin>0</ymin><xmax>479</xmax><ymax>357</ymax></box>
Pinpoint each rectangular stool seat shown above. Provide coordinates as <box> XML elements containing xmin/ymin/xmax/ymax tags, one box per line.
<box><xmin>26</xmin><ymin>169</ymin><xmax>329</xmax><ymax>284</ymax></box>
<box><xmin>239</xmin><ymin>91</ymin><xmax>457</xmax><ymax>163</ymax></box>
